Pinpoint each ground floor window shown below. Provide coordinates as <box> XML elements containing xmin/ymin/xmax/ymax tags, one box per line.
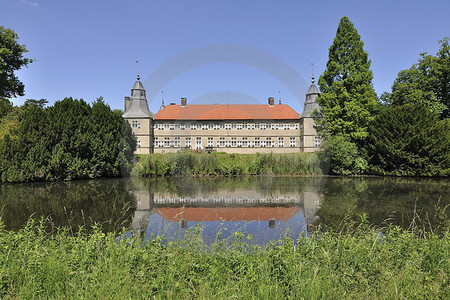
<box><xmin>290</xmin><ymin>137</ymin><xmax>296</xmax><ymax>147</ymax></box>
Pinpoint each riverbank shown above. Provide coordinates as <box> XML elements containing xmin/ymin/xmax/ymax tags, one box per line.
<box><xmin>132</xmin><ymin>151</ymin><xmax>321</xmax><ymax>176</ymax></box>
<box><xmin>0</xmin><ymin>221</ymin><xmax>448</xmax><ymax>298</ymax></box>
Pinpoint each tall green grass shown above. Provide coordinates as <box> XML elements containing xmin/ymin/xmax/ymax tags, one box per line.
<box><xmin>132</xmin><ymin>151</ymin><xmax>321</xmax><ymax>176</ymax></box>
<box><xmin>0</xmin><ymin>219</ymin><xmax>448</xmax><ymax>299</ymax></box>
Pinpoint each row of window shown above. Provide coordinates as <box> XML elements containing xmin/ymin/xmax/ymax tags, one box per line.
<box><xmin>153</xmin><ymin>137</ymin><xmax>297</xmax><ymax>148</ymax></box>
<box><xmin>154</xmin><ymin>122</ymin><xmax>299</xmax><ymax>131</ymax></box>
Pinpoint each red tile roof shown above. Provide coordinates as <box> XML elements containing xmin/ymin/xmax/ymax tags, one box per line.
<box><xmin>156</xmin><ymin>206</ymin><xmax>300</xmax><ymax>222</ymax></box>
<box><xmin>154</xmin><ymin>104</ymin><xmax>299</xmax><ymax>120</ymax></box>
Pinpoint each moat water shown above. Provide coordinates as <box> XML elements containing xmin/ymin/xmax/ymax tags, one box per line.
<box><xmin>0</xmin><ymin>176</ymin><xmax>448</xmax><ymax>244</ymax></box>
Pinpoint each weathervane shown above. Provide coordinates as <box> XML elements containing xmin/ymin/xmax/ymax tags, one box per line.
<box><xmin>136</xmin><ymin>60</ymin><xmax>140</xmax><ymax>80</ymax></box>
<box><xmin>311</xmin><ymin>62</ymin><xmax>315</xmax><ymax>83</ymax></box>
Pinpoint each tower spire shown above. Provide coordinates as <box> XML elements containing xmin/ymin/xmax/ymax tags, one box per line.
<box><xmin>311</xmin><ymin>63</ymin><xmax>315</xmax><ymax>83</ymax></box>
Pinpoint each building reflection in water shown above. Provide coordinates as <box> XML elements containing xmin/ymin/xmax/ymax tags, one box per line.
<box><xmin>130</xmin><ymin>179</ymin><xmax>321</xmax><ymax>245</ymax></box>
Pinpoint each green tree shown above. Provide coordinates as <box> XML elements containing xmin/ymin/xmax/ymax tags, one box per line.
<box><xmin>314</xmin><ymin>16</ymin><xmax>379</xmax><ymax>145</ymax></box>
<box><xmin>389</xmin><ymin>38</ymin><xmax>450</xmax><ymax>118</ymax></box>
<box><xmin>0</xmin><ymin>98</ymin><xmax>13</xmax><ymax>118</ymax></box>
<box><xmin>367</xmin><ymin>104</ymin><xmax>449</xmax><ymax>176</ymax></box>
<box><xmin>0</xmin><ymin>26</ymin><xmax>33</xmax><ymax>98</ymax></box>
<box><xmin>318</xmin><ymin>135</ymin><xmax>368</xmax><ymax>175</ymax></box>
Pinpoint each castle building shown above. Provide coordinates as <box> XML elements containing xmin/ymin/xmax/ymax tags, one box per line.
<box><xmin>123</xmin><ymin>74</ymin><xmax>321</xmax><ymax>154</ymax></box>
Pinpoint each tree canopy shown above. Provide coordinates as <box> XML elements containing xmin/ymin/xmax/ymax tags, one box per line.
<box><xmin>0</xmin><ymin>97</ymin><xmax>136</xmax><ymax>182</ymax></box>
<box><xmin>367</xmin><ymin>104</ymin><xmax>449</xmax><ymax>176</ymax></box>
<box><xmin>0</xmin><ymin>26</ymin><xmax>33</xmax><ymax>99</ymax></box>
<box><xmin>314</xmin><ymin>16</ymin><xmax>379</xmax><ymax>145</ymax></box>
<box><xmin>388</xmin><ymin>38</ymin><xmax>450</xmax><ymax>118</ymax></box>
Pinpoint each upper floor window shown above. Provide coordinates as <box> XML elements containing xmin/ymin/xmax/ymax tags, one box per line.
<box><xmin>131</xmin><ymin>121</ymin><xmax>141</xmax><ymax>128</ymax></box>
<box><xmin>278</xmin><ymin>137</ymin><xmax>284</xmax><ymax>147</ymax></box>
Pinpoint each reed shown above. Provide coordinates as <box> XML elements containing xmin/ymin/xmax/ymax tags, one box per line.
<box><xmin>132</xmin><ymin>151</ymin><xmax>321</xmax><ymax>176</ymax></box>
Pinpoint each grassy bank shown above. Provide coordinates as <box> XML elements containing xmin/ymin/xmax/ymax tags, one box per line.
<box><xmin>132</xmin><ymin>151</ymin><xmax>321</xmax><ymax>176</ymax></box>
<box><xmin>0</xmin><ymin>220</ymin><xmax>448</xmax><ymax>298</ymax></box>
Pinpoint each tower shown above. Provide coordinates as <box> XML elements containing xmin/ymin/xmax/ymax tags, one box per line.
<box><xmin>299</xmin><ymin>75</ymin><xmax>321</xmax><ymax>152</ymax></box>
<box><xmin>123</xmin><ymin>74</ymin><xmax>154</xmax><ymax>154</ymax></box>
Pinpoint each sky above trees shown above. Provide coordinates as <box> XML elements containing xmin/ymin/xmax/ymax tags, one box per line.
<box><xmin>1</xmin><ymin>0</ymin><xmax>449</xmax><ymax>114</ymax></box>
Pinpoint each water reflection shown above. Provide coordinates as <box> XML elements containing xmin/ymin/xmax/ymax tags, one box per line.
<box><xmin>130</xmin><ymin>176</ymin><xmax>449</xmax><ymax>244</ymax></box>
<box><xmin>0</xmin><ymin>178</ymin><xmax>136</xmax><ymax>233</ymax></box>
<box><xmin>0</xmin><ymin>176</ymin><xmax>447</xmax><ymax>239</ymax></box>
<box><xmin>130</xmin><ymin>177</ymin><xmax>322</xmax><ymax>245</ymax></box>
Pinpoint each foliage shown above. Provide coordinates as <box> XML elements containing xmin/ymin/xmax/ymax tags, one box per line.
<box><xmin>0</xmin><ymin>220</ymin><xmax>448</xmax><ymax>298</ymax></box>
<box><xmin>314</xmin><ymin>16</ymin><xmax>379</xmax><ymax>145</ymax></box>
<box><xmin>0</xmin><ymin>97</ymin><xmax>136</xmax><ymax>182</ymax></box>
<box><xmin>318</xmin><ymin>135</ymin><xmax>368</xmax><ymax>175</ymax></box>
<box><xmin>366</xmin><ymin>103</ymin><xmax>449</xmax><ymax>176</ymax></box>
<box><xmin>0</xmin><ymin>98</ymin><xmax>13</xmax><ymax>118</ymax></box>
<box><xmin>132</xmin><ymin>151</ymin><xmax>321</xmax><ymax>176</ymax></box>
<box><xmin>387</xmin><ymin>37</ymin><xmax>450</xmax><ymax>118</ymax></box>
<box><xmin>0</xmin><ymin>26</ymin><xmax>33</xmax><ymax>98</ymax></box>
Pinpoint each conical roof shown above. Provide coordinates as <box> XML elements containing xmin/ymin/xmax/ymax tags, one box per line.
<box><xmin>123</xmin><ymin>74</ymin><xmax>154</xmax><ymax>119</ymax></box>
<box><xmin>300</xmin><ymin>76</ymin><xmax>321</xmax><ymax>118</ymax></box>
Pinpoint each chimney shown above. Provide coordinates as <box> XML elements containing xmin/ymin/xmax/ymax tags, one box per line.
<box><xmin>181</xmin><ymin>97</ymin><xmax>187</xmax><ymax>107</ymax></box>
<box><xmin>268</xmin><ymin>97</ymin><xmax>274</xmax><ymax>106</ymax></box>
<box><xmin>124</xmin><ymin>96</ymin><xmax>130</xmax><ymax>112</ymax></box>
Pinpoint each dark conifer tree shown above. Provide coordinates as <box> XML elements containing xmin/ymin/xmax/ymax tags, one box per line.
<box><xmin>314</xmin><ymin>16</ymin><xmax>379</xmax><ymax>145</ymax></box>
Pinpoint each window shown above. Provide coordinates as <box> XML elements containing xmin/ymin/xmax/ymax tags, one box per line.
<box><xmin>169</xmin><ymin>124</ymin><xmax>175</xmax><ymax>130</ymax></box>
<box><xmin>267</xmin><ymin>137</ymin><xmax>273</xmax><ymax>147</ymax></box>
<box><xmin>237</xmin><ymin>140</ymin><xmax>242</xmax><ymax>147</ymax></box>
<box><xmin>225</xmin><ymin>124</ymin><xmax>231</xmax><ymax>130</ymax></box>
<box><xmin>231</xmin><ymin>137</ymin><xmax>236</xmax><ymax>147</ymax></box>
<box><xmin>208</xmin><ymin>137</ymin><xmax>213</xmax><ymax>147</ymax></box>
<box><xmin>278</xmin><ymin>137</ymin><xmax>284</xmax><ymax>147</ymax></box>
<box><xmin>243</xmin><ymin>123</ymin><xmax>248</xmax><ymax>130</ymax></box>
<box><xmin>137</xmin><ymin>140</ymin><xmax>141</xmax><ymax>147</ymax></box>
<box><xmin>208</xmin><ymin>123</ymin><xmax>213</xmax><ymax>130</ymax></box>
<box><xmin>284</xmin><ymin>123</ymin><xmax>289</xmax><ymax>130</ymax></box>
<box><xmin>255</xmin><ymin>137</ymin><xmax>260</xmax><ymax>147</ymax></box>
<box><xmin>169</xmin><ymin>139</ymin><xmax>175</xmax><ymax>147</ymax></box>
<box><xmin>213</xmin><ymin>124</ymin><xmax>219</xmax><ymax>130</ymax></box>
<box><xmin>255</xmin><ymin>123</ymin><xmax>260</xmax><ymax>129</ymax></box>
<box><xmin>185</xmin><ymin>137</ymin><xmax>191</xmax><ymax>147</ymax></box>
<box><xmin>175</xmin><ymin>137</ymin><xmax>180</xmax><ymax>147</ymax></box>
<box><xmin>196</xmin><ymin>137</ymin><xmax>202</xmax><ymax>149</ymax></box>
<box><xmin>164</xmin><ymin>137</ymin><xmax>169</xmax><ymax>147</ymax></box>
<box><xmin>180</xmin><ymin>123</ymin><xmax>186</xmax><ymax>130</ymax></box>
<box><xmin>290</xmin><ymin>122</ymin><xmax>295</xmax><ymax>129</ymax></box>
<box><xmin>219</xmin><ymin>137</ymin><xmax>225</xmax><ymax>147</ymax></box>
<box><xmin>191</xmin><ymin>124</ymin><xmax>197</xmax><ymax>130</ymax></box>
<box><xmin>153</xmin><ymin>138</ymin><xmax>158</xmax><ymax>147</ymax></box>
<box><xmin>201</xmin><ymin>123</ymin><xmax>208</xmax><ymax>130</ymax></box>
<box><xmin>251</xmin><ymin>123</ymin><xmax>255</xmax><ymax>130</ymax></box>
<box><xmin>315</xmin><ymin>136</ymin><xmax>321</xmax><ymax>147</ymax></box>
<box><xmin>261</xmin><ymin>140</ymin><xmax>266</xmax><ymax>147</ymax></box>
<box><xmin>158</xmin><ymin>139</ymin><xmax>164</xmax><ymax>148</ymax></box>
<box><xmin>164</xmin><ymin>124</ymin><xmax>169</xmax><ymax>130</ymax></box>
<box><xmin>237</xmin><ymin>123</ymin><xmax>242</xmax><ymax>130</ymax></box>
<box><xmin>242</xmin><ymin>137</ymin><xmax>248</xmax><ymax>147</ymax></box>
<box><xmin>220</xmin><ymin>123</ymin><xmax>225</xmax><ymax>129</ymax></box>
<box><xmin>225</xmin><ymin>139</ymin><xmax>231</xmax><ymax>147</ymax></box>
<box><xmin>157</xmin><ymin>124</ymin><xmax>164</xmax><ymax>130</ymax></box>
<box><xmin>290</xmin><ymin>137</ymin><xmax>296</xmax><ymax>147</ymax></box>
<box><xmin>231</xmin><ymin>123</ymin><xmax>236</xmax><ymax>129</ymax></box>
<box><xmin>260</xmin><ymin>123</ymin><xmax>266</xmax><ymax>130</ymax></box>
<box><xmin>131</xmin><ymin>121</ymin><xmax>141</xmax><ymax>128</ymax></box>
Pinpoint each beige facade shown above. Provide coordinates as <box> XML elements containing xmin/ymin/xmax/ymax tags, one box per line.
<box><xmin>123</xmin><ymin>75</ymin><xmax>321</xmax><ymax>154</ymax></box>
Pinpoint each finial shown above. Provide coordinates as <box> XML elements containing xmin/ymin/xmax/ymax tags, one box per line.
<box><xmin>136</xmin><ymin>60</ymin><xmax>140</xmax><ymax>80</ymax></box>
<box><xmin>161</xmin><ymin>91</ymin><xmax>165</xmax><ymax>105</ymax></box>
<box><xmin>311</xmin><ymin>63</ymin><xmax>315</xmax><ymax>83</ymax></box>
<box><xmin>278</xmin><ymin>91</ymin><xmax>281</xmax><ymax>105</ymax></box>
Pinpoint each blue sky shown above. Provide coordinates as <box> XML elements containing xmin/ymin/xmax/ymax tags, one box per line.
<box><xmin>2</xmin><ymin>0</ymin><xmax>449</xmax><ymax>113</ymax></box>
